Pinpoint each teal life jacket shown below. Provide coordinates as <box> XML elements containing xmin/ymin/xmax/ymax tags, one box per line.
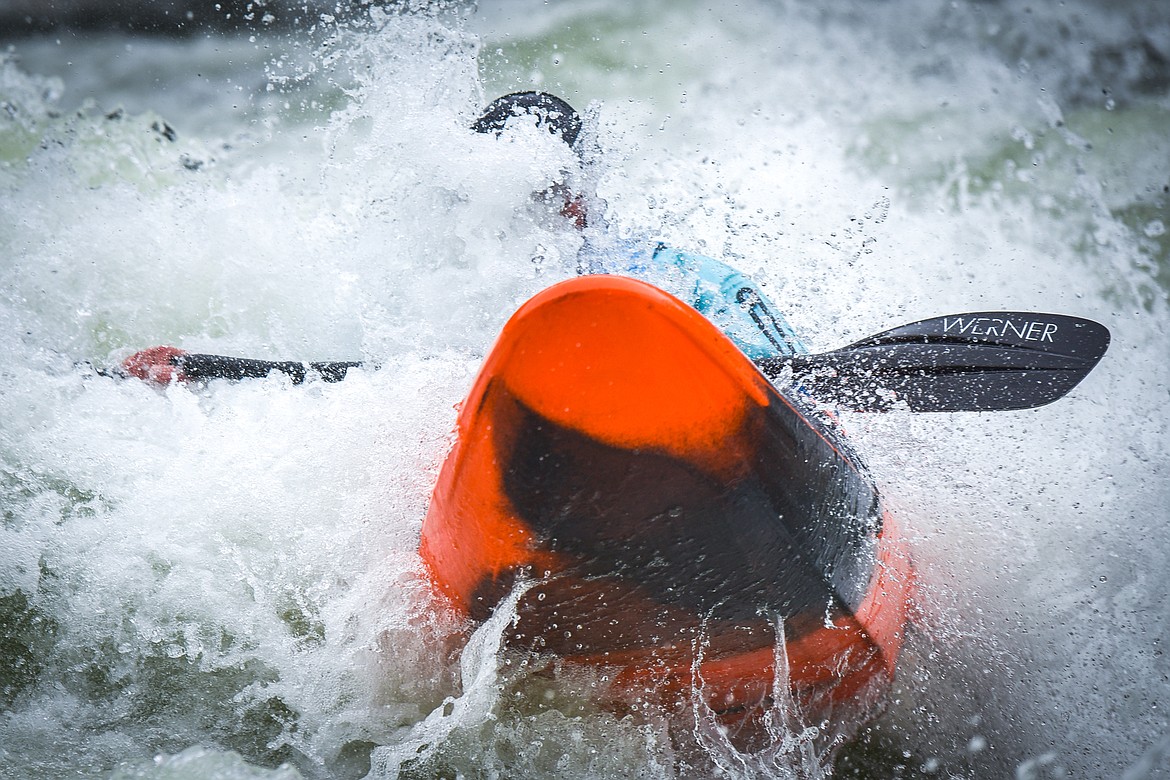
<box><xmin>578</xmin><ymin>239</ymin><xmax>806</xmax><ymax>361</ymax></box>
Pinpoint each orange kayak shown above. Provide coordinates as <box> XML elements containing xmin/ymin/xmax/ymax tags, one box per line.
<box><xmin>419</xmin><ymin>275</ymin><xmax>913</xmax><ymax>743</ymax></box>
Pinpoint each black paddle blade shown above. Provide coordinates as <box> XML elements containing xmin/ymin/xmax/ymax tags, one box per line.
<box><xmin>758</xmin><ymin>312</ymin><xmax>1110</xmax><ymax>412</ymax></box>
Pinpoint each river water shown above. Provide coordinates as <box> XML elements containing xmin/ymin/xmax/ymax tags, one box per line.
<box><xmin>2</xmin><ymin>1</ymin><xmax>1169</xmax><ymax>777</ymax></box>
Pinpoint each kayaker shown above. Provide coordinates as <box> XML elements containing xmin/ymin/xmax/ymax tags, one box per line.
<box><xmin>122</xmin><ymin>91</ymin><xmax>805</xmax><ymax>383</ymax></box>
<box><xmin>478</xmin><ymin>92</ymin><xmax>806</xmax><ymax>356</ymax></box>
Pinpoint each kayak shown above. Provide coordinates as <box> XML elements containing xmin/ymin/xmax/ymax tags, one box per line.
<box><xmin>419</xmin><ymin>274</ymin><xmax>914</xmax><ymax>744</ymax></box>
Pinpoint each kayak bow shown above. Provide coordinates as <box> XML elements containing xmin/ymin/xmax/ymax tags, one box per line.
<box><xmin>419</xmin><ymin>276</ymin><xmax>913</xmax><ymax>741</ymax></box>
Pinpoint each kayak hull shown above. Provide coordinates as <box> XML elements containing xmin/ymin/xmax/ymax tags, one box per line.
<box><xmin>419</xmin><ymin>275</ymin><xmax>913</xmax><ymax>738</ymax></box>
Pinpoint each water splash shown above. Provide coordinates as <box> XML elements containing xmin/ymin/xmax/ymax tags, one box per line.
<box><xmin>2</xmin><ymin>0</ymin><xmax>1169</xmax><ymax>778</ymax></box>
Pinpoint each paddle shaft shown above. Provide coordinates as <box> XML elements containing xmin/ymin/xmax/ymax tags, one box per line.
<box><xmin>178</xmin><ymin>354</ymin><xmax>361</xmax><ymax>384</ymax></box>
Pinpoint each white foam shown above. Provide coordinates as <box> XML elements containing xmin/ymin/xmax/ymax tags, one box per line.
<box><xmin>2</xmin><ymin>0</ymin><xmax>1168</xmax><ymax>777</ymax></box>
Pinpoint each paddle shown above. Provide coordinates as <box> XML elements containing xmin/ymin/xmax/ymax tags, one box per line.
<box><xmin>116</xmin><ymin>310</ymin><xmax>1109</xmax><ymax>413</ymax></box>
<box><xmin>756</xmin><ymin>311</ymin><xmax>1110</xmax><ymax>412</ymax></box>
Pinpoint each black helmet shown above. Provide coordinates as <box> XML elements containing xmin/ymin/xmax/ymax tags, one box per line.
<box><xmin>472</xmin><ymin>91</ymin><xmax>583</xmax><ymax>149</ymax></box>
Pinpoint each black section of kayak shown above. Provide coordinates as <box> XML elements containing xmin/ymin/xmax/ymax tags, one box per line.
<box><xmin>500</xmin><ymin>383</ymin><xmax>881</xmax><ymax>627</ymax></box>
